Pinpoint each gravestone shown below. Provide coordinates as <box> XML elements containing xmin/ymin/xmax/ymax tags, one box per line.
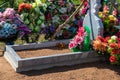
<box><xmin>83</xmin><ymin>0</ymin><xmax>104</xmax><ymax>40</ymax></box>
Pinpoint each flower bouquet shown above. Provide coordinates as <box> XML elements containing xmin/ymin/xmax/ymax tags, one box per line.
<box><xmin>93</xmin><ymin>35</ymin><xmax>120</xmax><ymax>65</ymax></box>
<box><xmin>69</xmin><ymin>26</ymin><xmax>90</xmax><ymax>52</ymax></box>
<box><xmin>99</xmin><ymin>3</ymin><xmax>119</xmax><ymax>37</ymax></box>
<box><xmin>0</xmin><ymin>8</ymin><xmax>30</xmax><ymax>45</ymax></box>
<box><xmin>18</xmin><ymin>0</ymin><xmax>47</xmax><ymax>42</ymax></box>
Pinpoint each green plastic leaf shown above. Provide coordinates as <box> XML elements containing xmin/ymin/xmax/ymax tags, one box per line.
<box><xmin>34</xmin><ymin>7</ymin><xmax>40</xmax><ymax>14</ymax></box>
<box><xmin>82</xmin><ymin>26</ymin><xmax>91</xmax><ymax>51</ymax></box>
<box><xmin>35</xmin><ymin>26</ymin><xmax>40</xmax><ymax>32</ymax></box>
<box><xmin>24</xmin><ymin>19</ymin><xmax>29</xmax><ymax>24</ymax></box>
<box><xmin>41</xmin><ymin>0</ymin><xmax>46</xmax><ymax>3</ymax></box>
<box><xmin>37</xmin><ymin>20</ymin><xmax>42</xmax><ymax>25</ymax></box>
<box><xmin>71</xmin><ymin>0</ymin><xmax>81</xmax><ymax>5</ymax></box>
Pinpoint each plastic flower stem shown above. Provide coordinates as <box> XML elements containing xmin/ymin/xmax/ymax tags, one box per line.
<box><xmin>50</xmin><ymin>0</ymin><xmax>87</xmax><ymax>41</ymax></box>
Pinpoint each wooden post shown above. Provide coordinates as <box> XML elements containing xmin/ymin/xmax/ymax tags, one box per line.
<box><xmin>83</xmin><ymin>0</ymin><xmax>104</xmax><ymax>40</ymax></box>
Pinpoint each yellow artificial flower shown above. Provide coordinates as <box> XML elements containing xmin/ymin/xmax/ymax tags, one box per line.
<box><xmin>109</xmin><ymin>15</ymin><xmax>115</xmax><ymax>21</ymax></box>
<box><xmin>99</xmin><ymin>12</ymin><xmax>103</xmax><ymax>16</ymax></box>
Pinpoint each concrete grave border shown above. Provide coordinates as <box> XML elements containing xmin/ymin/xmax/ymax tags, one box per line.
<box><xmin>4</xmin><ymin>39</ymin><xmax>103</xmax><ymax>72</ymax></box>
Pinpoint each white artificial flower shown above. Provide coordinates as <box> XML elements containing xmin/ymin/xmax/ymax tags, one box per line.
<box><xmin>63</xmin><ymin>24</ymin><xmax>70</xmax><ymax>29</ymax></box>
<box><xmin>41</xmin><ymin>23</ymin><xmax>46</xmax><ymax>28</ymax></box>
<box><xmin>59</xmin><ymin>8</ymin><xmax>67</xmax><ymax>14</ymax></box>
<box><xmin>52</xmin><ymin>15</ymin><xmax>60</xmax><ymax>23</ymax></box>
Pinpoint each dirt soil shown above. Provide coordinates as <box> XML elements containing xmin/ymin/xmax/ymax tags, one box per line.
<box><xmin>0</xmin><ymin>56</ymin><xmax>120</xmax><ymax>80</ymax></box>
<box><xmin>17</xmin><ymin>47</ymin><xmax>71</xmax><ymax>58</ymax></box>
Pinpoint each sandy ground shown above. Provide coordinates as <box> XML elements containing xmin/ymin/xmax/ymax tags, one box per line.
<box><xmin>0</xmin><ymin>56</ymin><xmax>120</xmax><ymax>80</ymax></box>
<box><xmin>17</xmin><ymin>47</ymin><xmax>71</xmax><ymax>58</ymax></box>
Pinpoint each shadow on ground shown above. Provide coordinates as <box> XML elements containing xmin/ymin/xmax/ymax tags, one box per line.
<box><xmin>20</xmin><ymin>61</ymin><xmax>120</xmax><ymax>76</ymax></box>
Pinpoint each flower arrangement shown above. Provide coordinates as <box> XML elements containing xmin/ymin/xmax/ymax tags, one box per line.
<box><xmin>0</xmin><ymin>8</ymin><xmax>30</xmax><ymax>44</ymax></box>
<box><xmin>99</xmin><ymin>3</ymin><xmax>119</xmax><ymax>37</ymax></box>
<box><xmin>69</xmin><ymin>26</ymin><xmax>90</xmax><ymax>52</ymax></box>
<box><xmin>41</xmin><ymin>0</ymin><xmax>83</xmax><ymax>40</ymax></box>
<box><xmin>18</xmin><ymin>0</ymin><xmax>47</xmax><ymax>42</ymax></box>
<box><xmin>93</xmin><ymin>35</ymin><xmax>120</xmax><ymax>65</ymax></box>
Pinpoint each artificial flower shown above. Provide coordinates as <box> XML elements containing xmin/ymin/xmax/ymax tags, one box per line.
<box><xmin>61</xmin><ymin>14</ymin><xmax>68</xmax><ymax>21</ymax></box>
<box><xmin>0</xmin><ymin>8</ymin><xmax>30</xmax><ymax>43</ymax></box>
<box><xmin>59</xmin><ymin>8</ymin><xmax>67</xmax><ymax>14</ymax></box>
<box><xmin>69</xmin><ymin>27</ymin><xmax>86</xmax><ymax>50</ymax></box>
<box><xmin>103</xmin><ymin>5</ymin><xmax>109</xmax><ymax>12</ymax></box>
<box><xmin>109</xmin><ymin>56</ymin><xmax>116</xmax><ymax>63</ymax></box>
<box><xmin>58</xmin><ymin>0</ymin><xmax>65</xmax><ymax>6</ymax></box>
<box><xmin>52</xmin><ymin>15</ymin><xmax>60</xmax><ymax>23</ymax></box>
<box><xmin>112</xmin><ymin>10</ymin><xmax>117</xmax><ymax>16</ymax></box>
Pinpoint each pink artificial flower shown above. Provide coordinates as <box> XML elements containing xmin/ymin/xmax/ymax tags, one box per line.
<box><xmin>48</xmin><ymin>0</ymin><xmax>54</xmax><ymax>2</ymax></box>
<box><xmin>77</xmin><ymin>27</ymin><xmax>85</xmax><ymax>36</ymax></box>
<box><xmin>58</xmin><ymin>0</ymin><xmax>65</xmax><ymax>6</ymax></box>
<box><xmin>112</xmin><ymin>10</ymin><xmax>117</xmax><ymax>16</ymax></box>
<box><xmin>3</xmin><ymin>8</ymin><xmax>16</xmax><ymax>19</ymax></box>
<box><xmin>74</xmin><ymin>35</ymin><xmax>84</xmax><ymax>45</ymax></box>
<box><xmin>69</xmin><ymin>41</ymin><xmax>77</xmax><ymax>49</ymax></box>
<box><xmin>81</xmin><ymin>8</ymin><xmax>87</xmax><ymax>15</ymax></box>
<box><xmin>103</xmin><ymin>5</ymin><xmax>109</xmax><ymax>12</ymax></box>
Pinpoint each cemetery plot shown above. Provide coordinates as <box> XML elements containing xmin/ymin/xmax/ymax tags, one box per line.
<box><xmin>4</xmin><ymin>39</ymin><xmax>103</xmax><ymax>72</ymax></box>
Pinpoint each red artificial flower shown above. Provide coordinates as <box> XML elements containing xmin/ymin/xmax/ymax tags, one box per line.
<box><xmin>96</xmin><ymin>36</ymin><xmax>105</xmax><ymax>42</ymax></box>
<box><xmin>109</xmin><ymin>43</ymin><xmax>118</xmax><ymax>48</ymax></box>
<box><xmin>75</xmin><ymin>13</ymin><xmax>80</xmax><ymax>18</ymax></box>
<box><xmin>61</xmin><ymin>14</ymin><xmax>68</xmax><ymax>21</ymax></box>
<box><xmin>62</xmin><ymin>30</ymin><xmax>70</xmax><ymax>39</ymax></box>
<box><xmin>105</xmin><ymin>36</ymin><xmax>111</xmax><ymax>42</ymax></box>
<box><xmin>112</xmin><ymin>49</ymin><xmax>117</xmax><ymax>54</ymax></box>
<box><xmin>45</xmin><ymin>13</ymin><xmax>52</xmax><ymax>21</ymax></box>
<box><xmin>118</xmin><ymin>43</ymin><xmax>120</xmax><ymax>49</ymax></box>
<box><xmin>109</xmin><ymin>56</ymin><xmax>116</xmax><ymax>63</ymax></box>
<box><xmin>18</xmin><ymin>3</ymin><xmax>32</xmax><ymax>13</ymax></box>
<box><xmin>25</xmin><ymin>4</ymin><xmax>32</xmax><ymax>10</ymax></box>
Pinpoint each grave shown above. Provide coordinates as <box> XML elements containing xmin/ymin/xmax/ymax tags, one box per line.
<box><xmin>4</xmin><ymin>0</ymin><xmax>105</xmax><ymax>72</ymax></box>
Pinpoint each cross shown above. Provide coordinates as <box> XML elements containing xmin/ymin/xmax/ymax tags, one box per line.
<box><xmin>83</xmin><ymin>0</ymin><xmax>104</xmax><ymax>40</ymax></box>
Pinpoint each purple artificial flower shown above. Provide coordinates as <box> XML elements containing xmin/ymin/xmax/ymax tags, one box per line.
<box><xmin>41</xmin><ymin>27</ymin><xmax>49</xmax><ymax>34</ymax></box>
<box><xmin>50</xmin><ymin>25</ymin><xmax>55</xmax><ymax>33</ymax></box>
<box><xmin>0</xmin><ymin>12</ymin><xmax>3</xmax><ymax>18</ymax></box>
<box><xmin>77</xmin><ymin>19</ymin><xmax>83</xmax><ymax>27</ymax></box>
<box><xmin>117</xmin><ymin>16</ymin><xmax>120</xmax><ymax>23</ymax></box>
<box><xmin>17</xmin><ymin>25</ymin><xmax>31</xmax><ymax>34</ymax></box>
